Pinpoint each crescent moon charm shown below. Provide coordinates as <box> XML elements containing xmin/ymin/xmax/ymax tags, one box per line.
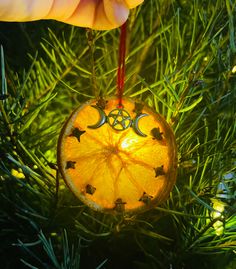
<box><xmin>87</xmin><ymin>105</ymin><xmax>107</xmax><ymax>129</ymax></box>
<box><xmin>132</xmin><ymin>113</ymin><xmax>149</xmax><ymax>137</ymax></box>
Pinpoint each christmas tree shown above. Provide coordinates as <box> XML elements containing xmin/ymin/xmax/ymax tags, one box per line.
<box><xmin>0</xmin><ymin>1</ymin><xmax>235</xmax><ymax>268</ymax></box>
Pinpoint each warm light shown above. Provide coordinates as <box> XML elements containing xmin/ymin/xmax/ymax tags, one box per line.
<box><xmin>120</xmin><ymin>137</ymin><xmax>139</xmax><ymax>149</ymax></box>
<box><xmin>232</xmin><ymin>65</ymin><xmax>236</xmax><ymax>73</ymax></box>
<box><xmin>211</xmin><ymin>198</ymin><xmax>226</xmax><ymax>236</ymax></box>
<box><xmin>11</xmin><ymin>168</ymin><xmax>25</xmax><ymax>179</ymax></box>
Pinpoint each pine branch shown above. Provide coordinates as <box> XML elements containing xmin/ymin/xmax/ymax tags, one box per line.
<box><xmin>0</xmin><ymin>0</ymin><xmax>236</xmax><ymax>268</ymax></box>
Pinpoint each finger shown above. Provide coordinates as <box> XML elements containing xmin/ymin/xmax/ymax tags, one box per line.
<box><xmin>0</xmin><ymin>0</ymin><xmax>53</xmax><ymax>21</ymax></box>
<box><xmin>0</xmin><ymin>0</ymin><xmax>81</xmax><ymax>21</ymax></box>
<box><xmin>102</xmin><ymin>0</ymin><xmax>129</xmax><ymax>29</ymax></box>
<box><xmin>60</xmin><ymin>0</ymin><xmax>97</xmax><ymax>29</ymax></box>
<box><xmin>125</xmin><ymin>0</ymin><xmax>144</xmax><ymax>9</ymax></box>
<box><xmin>45</xmin><ymin>0</ymin><xmax>82</xmax><ymax>21</ymax></box>
<box><xmin>63</xmin><ymin>0</ymin><xmax>129</xmax><ymax>30</ymax></box>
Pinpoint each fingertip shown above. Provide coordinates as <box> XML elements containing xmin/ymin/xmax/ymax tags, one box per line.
<box><xmin>102</xmin><ymin>0</ymin><xmax>129</xmax><ymax>29</ymax></box>
<box><xmin>125</xmin><ymin>0</ymin><xmax>144</xmax><ymax>9</ymax></box>
<box><xmin>64</xmin><ymin>0</ymin><xmax>129</xmax><ymax>30</ymax></box>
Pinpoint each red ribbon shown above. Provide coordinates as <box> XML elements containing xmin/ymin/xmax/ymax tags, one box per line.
<box><xmin>117</xmin><ymin>22</ymin><xmax>127</xmax><ymax>108</ymax></box>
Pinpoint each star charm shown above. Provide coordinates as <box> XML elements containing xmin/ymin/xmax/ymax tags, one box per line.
<box><xmin>65</xmin><ymin>161</ymin><xmax>76</xmax><ymax>169</ymax></box>
<box><xmin>69</xmin><ymin>128</ymin><xmax>86</xmax><ymax>142</ymax></box>
<box><xmin>107</xmin><ymin>108</ymin><xmax>132</xmax><ymax>131</ymax></box>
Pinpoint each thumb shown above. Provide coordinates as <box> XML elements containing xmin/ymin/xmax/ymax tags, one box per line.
<box><xmin>62</xmin><ymin>0</ymin><xmax>129</xmax><ymax>30</ymax></box>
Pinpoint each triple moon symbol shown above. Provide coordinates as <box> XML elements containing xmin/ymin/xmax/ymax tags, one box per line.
<box><xmin>87</xmin><ymin>105</ymin><xmax>148</xmax><ymax>137</ymax></box>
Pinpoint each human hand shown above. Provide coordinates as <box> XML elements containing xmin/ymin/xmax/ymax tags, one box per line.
<box><xmin>0</xmin><ymin>0</ymin><xmax>143</xmax><ymax>30</ymax></box>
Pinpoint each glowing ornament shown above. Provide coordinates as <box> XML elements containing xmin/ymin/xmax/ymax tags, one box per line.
<box><xmin>57</xmin><ymin>97</ymin><xmax>177</xmax><ymax>214</ymax></box>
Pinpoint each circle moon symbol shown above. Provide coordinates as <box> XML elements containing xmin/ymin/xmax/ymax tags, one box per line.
<box><xmin>87</xmin><ymin>105</ymin><xmax>107</xmax><ymax>129</ymax></box>
<box><xmin>133</xmin><ymin>113</ymin><xmax>149</xmax><ymax>137</ymax></box>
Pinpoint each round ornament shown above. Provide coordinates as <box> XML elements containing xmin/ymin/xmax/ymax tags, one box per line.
<box><xmin>58</xmin><ymin>97</ymin><xmax>177</xmax><ymax>214</ymax></box>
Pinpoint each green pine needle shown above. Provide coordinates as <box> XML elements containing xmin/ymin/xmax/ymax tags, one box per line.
<box><xmin>0</xmin><ymin>0</ymin><xmax>236</xmax><ymax>268</ymax></box>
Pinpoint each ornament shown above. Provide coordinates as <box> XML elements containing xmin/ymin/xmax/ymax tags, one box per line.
<box><xmin>57</xmin><ymin>97</ymin><xmax>177</xmax><ymax>214</ymax></box>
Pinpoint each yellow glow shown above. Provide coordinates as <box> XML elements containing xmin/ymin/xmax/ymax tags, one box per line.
<box><xmin>211</xmin><ymin>199</ymin><xmax>226</xmax><ymax>236</ymax></box>
<box><xmin>11</xmin><ymin>169</ymin><xmax>25</xmax><ymax>179</ymax></box>
<box><xmin>59</xmin><ymin>184</ymin><xmax>66</xmax><ymax>190</ymax></box>
<box><xmin>232</xmin><ymin>65</ymin><xmax>236</xmax><ymax>73</ymax></box>
<box><xmin>213</xmin><ymin>220</ymin><xmax>224</xmax><ymax>236</ymax></box>
<box><xmin>51</xmin><ymin>232</ymin><xmax>57</xmax><ymax>237</ymax></box>
<box><xmin>120</xmin><ymin>137</ymin><xmax>139</xmax><ymax>149</ymax></box>
<box><xmin>212</xmin><ymin>200</ymin><xmax>225</xmax><ymax>218</ymax></box>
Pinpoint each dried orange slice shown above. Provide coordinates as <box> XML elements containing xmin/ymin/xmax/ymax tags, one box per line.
<box><xmin>58</xmin><ymin>97</ymin><xmax>177</xmax><ymax>214</ymax></box>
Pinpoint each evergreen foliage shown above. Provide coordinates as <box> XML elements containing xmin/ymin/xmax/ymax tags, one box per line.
<box><xmin>0</xmin><ymin>0</ymin><xmax>236</xmax><ymax>268</ymax></box>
